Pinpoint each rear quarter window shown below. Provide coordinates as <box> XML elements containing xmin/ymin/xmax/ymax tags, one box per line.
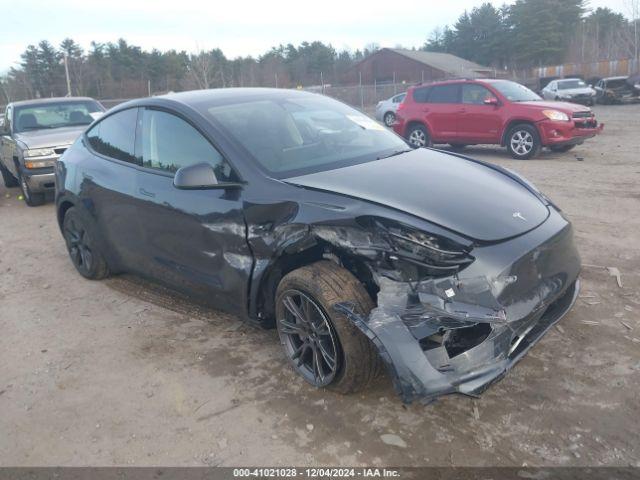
<box><xmin>412</xmin><ymin>87</ymin><xmax>431</xmax><ymax>103</ymax></box>
<box><xmin>86</xmin><ymin>108</ymin><xmax>139</xmax><ymax>164</ymax></box>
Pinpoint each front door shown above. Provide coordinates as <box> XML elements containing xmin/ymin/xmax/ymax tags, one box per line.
<box><xmin>134</xmin><ymin>107</ymin><xmax>251</xmax><ymax>316</ymax></box>
<box><xmin>457</xmin><ymin>84</ymin><xmax>503</xmax><ymax>143</ymax></box>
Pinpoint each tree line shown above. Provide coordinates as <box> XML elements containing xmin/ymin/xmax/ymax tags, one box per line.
<box><xmin>0</xmin><ymin>39</ymin><xmax>378</xmax><ymax>102</ymax></box>
<box><xmin>425</xmin><ymin>1</ymin><xmax>639</xmax><ymax>70</ymax></box>
<box><xmin>1</xmin><ymin>0</ymin><xmax>638</xmax><ymax>103</ymax></box>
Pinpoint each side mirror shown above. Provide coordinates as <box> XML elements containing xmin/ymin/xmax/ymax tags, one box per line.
<box><xmin>173</xmin><ymin>162</ymin><xmax>242</xmax><ymax>190</ymax></box>
<box><xmin>483</xmin><ymin>97</ymin><xmax>499</xmax><ymax>106</ymax></box>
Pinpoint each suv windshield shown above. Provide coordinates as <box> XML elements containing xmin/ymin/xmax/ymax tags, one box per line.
<box><xmin>203</xmin><ymin>94</ymin><xmax>408</xmax><ymax>178</ymax></box>
<box><xmin>558</xmin><ymin>79</ymin><xmax>587</xmax><ymax>90</ymax></box>
<box><xmin>489</xmin><ymin>81</ymin><xmax>541</xmax><ymax>102</ymax></box>
<box><xmin>14</xmin><ymin>100</ymin><xmax>103</xmax><ymax>133</ymax></box>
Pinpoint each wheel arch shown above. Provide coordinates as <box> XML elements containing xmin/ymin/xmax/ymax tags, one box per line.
<box><xmin>56</xmin><ymin>197</ymin><xmax>77</xmax><ymax>230</ymax></box>
<box><xmin>251</xmin><ymin>239</ymin><xmax>377</xmax><ymax>328</ymax></box>
<box><xmin>500</xmin><ymin>119</ymin><xmax>541</xmax><ymax>146</ymax></box>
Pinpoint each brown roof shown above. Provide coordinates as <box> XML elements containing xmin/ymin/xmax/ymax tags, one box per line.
<box><xmin>382</xmin><ymin>48</ymin><xmax>493</xmax><ymax>77</ymax></box>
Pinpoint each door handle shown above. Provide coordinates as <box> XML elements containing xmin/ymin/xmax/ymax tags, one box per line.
<box><xmin>422</xmin><ymin>108</ymin><xmax>430</xmax><ymax>113</ymax></box>
<box><xmin>139</xmin><ymin>187</ymin><xmax>156</xmax><ymax>198</ymax></box>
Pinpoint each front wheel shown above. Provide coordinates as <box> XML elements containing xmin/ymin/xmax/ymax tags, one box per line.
<box><xmin>506</xmin><ymin>124</ymin><xmax>541</xmax><ymax>160</ymax></box>
<box><xmin>18</xmin><ymin>172</ymin><xmax>45</xmax><ymax>206</ymax></box>
<box><xmin>406</xmin><ymin>124</ymin><xmax>431</xmax><ymax>148</ymax></box>
<box><xmin>275</xmin><ymin>261</ymin><xmax>380</xmax><ymax>394</ymax></box>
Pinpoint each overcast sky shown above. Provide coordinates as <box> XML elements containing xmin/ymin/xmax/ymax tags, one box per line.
<box><xmin>1</xmin><ymin>0</ymin><xmax>632</xmax><ymax>71</ymax></box>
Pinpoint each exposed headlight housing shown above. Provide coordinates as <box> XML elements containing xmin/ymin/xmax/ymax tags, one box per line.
<box><xmin>24</xmin><ymin>148</ymin><xmax>55</xmax><ymax>158</ymax></box>
<box><xmin>542</xmin><ymin>110</ymin><xmax>570</xmax><ymax>122</ymax></box>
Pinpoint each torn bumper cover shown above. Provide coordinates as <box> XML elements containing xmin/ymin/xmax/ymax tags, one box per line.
<box><xmin>336</xmin><ymin>210</ymin><xmax>581</xmax><ymax>403</ymax></box>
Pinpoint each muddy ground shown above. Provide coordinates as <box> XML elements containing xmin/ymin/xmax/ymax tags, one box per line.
<box><xmin>0</xmin><ymin>104</ymin><xmax>639</xmax><ymax>467</ymax></box>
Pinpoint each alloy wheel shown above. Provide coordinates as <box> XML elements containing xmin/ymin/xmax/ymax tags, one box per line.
<box><xmin>64</xmin><ymin>218</ymin><xmax>94</xmax><ymax>273</ymax></box>
<box><xmin>278</xmin><ymin>289</ymin><xmax>340</xmax><ymax>387</ymax></box>
<box><xmin>408</xmin><ymin>128</ymin><xmax>426</xmax><ymax>147</ymax></box>
<box><xmin>510</xmin><ymin>130</ymin><xmax>534</xmax><ymax>156</ymax></box>
<box><xmin>384</xmin><ymin>112</ymin><xmax>395</xmax><ymax>127</ymax></box>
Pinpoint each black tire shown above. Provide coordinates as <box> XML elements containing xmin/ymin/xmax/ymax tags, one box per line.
<box><xmin>406</xmin><ymin>124</ymin><xmax>431</xmax><ymax>149</ymax></box>
<box><xmin>62</xmin><ymin>207</ymin><xmax>109</xmax><ymax>280</ymax></box>
<box><xmin>506</xmin><ymin>123</ymin><xmax>541</xmax><ymax>160</ymax></box>
<box><xmin>0</xmin><ymin>162</ymin><xmax>19</xmax><ymax>188</ymax></box>
<box><xmin>383</xmin><ymin>111</ymin><xmax>396</xmax><ymax>127</ymax></box>
<box><xmin>18</xmin><ymin>171</ymin><xmax>45</xmax><ymax>206</ymax></box>
<box><xmin>448</xmin><ymin>143</ymin><xmax>467</xmax><ymax>152</ymax></box>
<box><xmin>275</xmin><ymin>260</ymin><xmax>381</xmax><ymax>394</ymax></box>
<box><xmin>549</xmin><ymin>144</ymin><xmax>576</xmax><ymax>153</ymax></box>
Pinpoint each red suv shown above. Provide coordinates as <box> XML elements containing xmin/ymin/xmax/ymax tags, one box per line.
<box><xmin>393</xmin><ymin>79</ymin><xmax>604</xmax><ymax>159</ymax></box>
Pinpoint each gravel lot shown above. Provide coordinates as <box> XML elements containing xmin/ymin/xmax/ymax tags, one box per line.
<box><xmin>1</xmin><ymin>104</ymin><xmax>639</xmax><ymax>467</ymax></box>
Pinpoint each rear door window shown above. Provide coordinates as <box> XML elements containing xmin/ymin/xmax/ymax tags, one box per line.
<box><xmin>86</xmin><ymin>108</ymin><xmax>139</xmax><ymax>164</ymax></box>
<box><xmin>427</xmin><ymin>84</ymin><xmax>460</xmax><ymax>103</ymax></box>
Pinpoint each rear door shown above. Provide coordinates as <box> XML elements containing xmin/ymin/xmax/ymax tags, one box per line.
<box><xmin>82</xmin><ymin>107</ymin><xmax>143</xmax><ymax>269</ymax></box>
<box><xmin>423</xmin><ymin>84</ymin><xmax>461</xmax><ymax>142</ymax></box>
<box><xmin>457</xmin><ymin>83</ymin><xmax>503</xmax><ymax>143</ymax></box>
<box><xmin>134</xmin><ymin>107</ymin><xmax>250</xmax><ymax>315</ymax></box>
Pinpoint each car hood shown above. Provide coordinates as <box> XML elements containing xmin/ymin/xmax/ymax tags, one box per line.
<box><xmin>285</xmin><ymin>149</ymin><xmax>550</xmax><ymax>242</ymax></box>
<box><xmin>14</xmin><ymin>125</ymin><xmax>88</xmax><ymax>149</ymax></box>
<box><xmin>519</xmin><ymin>100</ymin><xmax>591</xmax><ymax>113</ymax></box>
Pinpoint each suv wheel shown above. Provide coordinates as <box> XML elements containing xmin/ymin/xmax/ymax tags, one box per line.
<box><xmin>383</xmin><ymin>112</ymin><xmax>396</xmax><ymax>127</ymax></box>
<box><xmin>62</xmin><ymin>207</ymin><xmax>109</xmax><ymax>280</ymax></box>
<box><xmin>0</xmin><ymin>163</ymin><xmax>19</xmax><ymax>188</ymax></box>
<box><xmin>506</xmin><ymin>124</ymin><xmax>541</xmax><ymax>160</ymax></box>
<box><xmin>275</xmin><ymin>261</ymin><xmax>380</xmax><ymax>394</ymax></box>
<box><xmin>407</xmin><ymin>124</ymin><xmax>431</xmax><ymax>148</ymax></box>
<box><xmin>18</xmin><ymin>172</ymin><xmax>45</xmax><ymax>206</ymax></box>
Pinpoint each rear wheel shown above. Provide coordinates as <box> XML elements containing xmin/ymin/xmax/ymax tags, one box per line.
<box><xmin>506</xmin><ymin>124</ymin><xmax>541</xmax><ymax>160</ymax></box>
<box><xmin>407</xmin><ymin>124</ymin><xmax>431</xmax><ymax>148</ymax></box>
<box><xmin>275</xmin><ymin>261</ymin><xmax>380</xmax><ymax>394</ymax></box>
<box><xmin>549</xmin><ymin>144</ymin><xmax>576</xmax><ymax>153</ymax></box>
<box><xmin>18</xmin><ymin>172</ymin><xmax>45</xmax><ymax>206</ymax></box>
<box><xmin>62</xmin><ymin>207</ymin><xmax>109</xmax><ymax>280</ymax></box>
<box><xmin>0</xmin><ymin>163</ymin><xmax>19</xmax><ymax>188</ymax></box>
<box><xmin>383</xmin><ymin>111</ymin><xmax>396</xmax><ymax>127</ymax></box>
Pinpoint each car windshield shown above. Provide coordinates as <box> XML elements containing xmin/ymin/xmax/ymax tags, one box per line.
<box><xmin>14</xmin><ymin>100</ymin><xmax>103</xmax><ymax>133</ymax></box>
<box><xmin>489</xmin><ymin>81</ymin><xmax>541</xmax><ymax>102</ymax></box>
<box><xmin>558</xmin><ymin>79</ymin><xmax>587</xmax><ymax>89</ymax></box>
<box><xmin>203</xmin><ymin>94</ymin><xmax>408</xmax><ymax>178</ymax></box>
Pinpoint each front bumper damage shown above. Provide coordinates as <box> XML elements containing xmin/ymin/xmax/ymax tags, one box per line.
<box><xmin>335</xmin><ymin>209</ymin><xmax>581</xmax><ymax>403</ymax></box>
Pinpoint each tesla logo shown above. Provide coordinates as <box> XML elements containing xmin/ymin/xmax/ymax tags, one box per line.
<box><xmin>513</xmin><ymin>212</ymin><xmax>527</xmax><ymax>221</ymax></box>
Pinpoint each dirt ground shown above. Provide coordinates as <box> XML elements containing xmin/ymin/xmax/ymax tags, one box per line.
<box><xmin>1</xmin><ymin>104</ymin><xmax>639</xmax><ymax>467</ymax></box>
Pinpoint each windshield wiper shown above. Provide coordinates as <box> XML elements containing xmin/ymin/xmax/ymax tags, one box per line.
<box><xmin>377</xmin><ymin>149</ymin><xmax>413</xmax><ymax>160</ymax></box>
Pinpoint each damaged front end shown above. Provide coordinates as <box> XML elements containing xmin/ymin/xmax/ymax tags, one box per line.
<box><xmin>326</xmin><ymin>209</ymin><xmax>581</xmax><ymax>403</ymax></box>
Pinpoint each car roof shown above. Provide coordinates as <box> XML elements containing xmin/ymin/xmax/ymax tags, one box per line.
<box><xmin>409</xmin><ymin>78</ymin><xmax>510</xmax><ymax>90</ymax></box>
<box><xmin>108</xmin><ymin>88</ymin><xmax>327</xmax><ymax>113</ymax></box>
<box><xmin>10</xmin><ymin>97</ymin><xmax>99</xmax><ymax>108</ymax></box>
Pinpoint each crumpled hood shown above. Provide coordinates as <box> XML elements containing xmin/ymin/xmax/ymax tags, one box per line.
<box><xmin>285</xmin><ymin>149</ymin><xmax>550</xmax><ymax>242</ymax></box>
<box><xmin>14</xmin><ymin>125</ymin><xmax>87</xmax><ymax>149</ymax></box>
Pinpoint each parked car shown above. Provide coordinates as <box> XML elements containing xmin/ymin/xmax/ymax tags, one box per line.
<box><xmin>394</xmin><ymin>79</ymin><xmax>603</xmax><ymax>159</ymax></box>
<box><xmin>594</xmin><ymin>76</ymin><xmax>640</xmax><ymax>104</ymax></box>
<box><xmin>375</xmin><ymin>92</ymin><xmax>406</xmax><ymax>126</ymax></box>
<box><xmin>541</xmin><ymin>78</ymin><xmax>596</xmax><ymax>105</ymax></box>
<box><xmin>0</xmin><ymin>97</ymin><xmax>105</xmax><ymax>206</ymax></box>
<box><xmin>55</xmin><ymin>88</ymin><xmax>581</xmax><ymax>403</ymax></box>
